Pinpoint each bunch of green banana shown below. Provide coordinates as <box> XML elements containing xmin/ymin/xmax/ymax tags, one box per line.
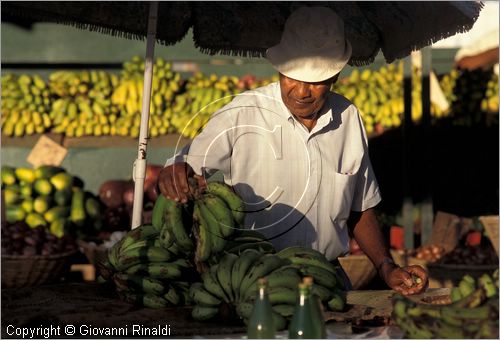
<box><xmin>103</xmin><ymin>223</ymin><xmax>198</xmax><ymax>308</ymax></box>
<box><xmin>49</xmin><ymin>70</ymin><xmax>119</xmax><ymax>137</ymax></box>
<box><xmin>392</xmin><ymin>270</ymin><xmax>499</xmax><ymax>339</ymax></box>
<box><xmin>1</xmin><ymin>165</ymin><xmax>103</xmax><ymax>238</ymax></box>
<box><xmin>275</xmin><ymin>246</ymin><xmax>347</xmax><ymax>312</ymax></box>
<box><xmin>151</xmin><ymin>181</ymin><xmax>247</xmax><ymax>269</ymax></box>
<box><xmin>170</xmin><ymin>72</ymin><xmax>242</xmax><ymax>139</ymax></box>
<box><xmin>190</xmin><ymin>245</ymin><xmax>347</xmax><ymax>330</ymax></box>
<box><xmin>189</xmin><ymin>250</ymin><xmax>290</xmax><ymax>329</ymax></box>
<box><xmin>1</xmin><ymin>74</ymin><xmax>52</xmax><ymax>137</ymax></box>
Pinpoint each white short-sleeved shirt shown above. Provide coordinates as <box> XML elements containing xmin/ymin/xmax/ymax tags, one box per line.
<box><xmin>167</xmin><ymin>82</ymin><xmax>381</xmax><ymax>260</ymax></box>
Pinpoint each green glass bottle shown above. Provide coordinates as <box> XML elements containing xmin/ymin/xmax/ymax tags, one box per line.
<box><xmin>247</xmin><ymin>278</ymin><xmax>276</xmax><ymax>339</ymax></box>
<box><xmin>303</xmin><ymin>276</ymin><xmax>326</xmax><ymax>338</ymax></box>
<box><xmin>288</xmin><ymin>283</ymin><xmax>322</xmax><ymax>339</ymax></box>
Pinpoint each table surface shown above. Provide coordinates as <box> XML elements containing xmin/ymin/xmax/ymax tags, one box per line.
<box><xmin>1</xmin><ymin>282</ymin><xmax>450</xmax><ymax>338</ymax></box>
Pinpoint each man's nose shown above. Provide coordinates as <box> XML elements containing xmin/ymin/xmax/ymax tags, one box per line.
<box><xmin>294</xmin><ymin>81</ymin><xmax>311</xmax><ymax>98</ymax></box>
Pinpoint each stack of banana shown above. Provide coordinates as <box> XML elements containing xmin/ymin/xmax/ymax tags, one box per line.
<box><xmin>190</xmin><ymin>246</ymin><xmax>346</xmax><ymax>330</ymax></box>
<box><xmin>169</xmin><ymin>73</ymin><xmax>241</xmax><ymax>139</ymax></box>
<box><xmin>1</xmin><ymin>74</ymin><xmax>52</xmax><ymax>137</ymax></box>
<box><xmin>103</xmin><ymin>224</ymin><xmax>197</xmax><ymax>309</ymax></box>
<box><xmin>49</xmin><ymin>70</ymin><xmax>119</xmax><ymax>137</ymax></box>
<box><xmin>392</xmin><ymin>270</ymin><xmax>499</xmax><ymax>339</ymax></box>
<box><xmin>111</xmin><ymin>57</ymin><xmax>182</xmax><ymax>138</ymax></box>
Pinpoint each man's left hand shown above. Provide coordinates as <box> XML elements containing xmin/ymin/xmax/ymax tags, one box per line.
<box><xmin>383</xmin><ymin>265</ymin><xmax>429</xmax><ymax>295</ymax></box>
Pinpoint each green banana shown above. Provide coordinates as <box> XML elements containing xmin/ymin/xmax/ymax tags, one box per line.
<box><xmin>225</xmin><ymin>241</ymin><xmax>275</xmax><ymax>255</ymax></box>
<box><xmin>231</xmin><ymin>249</ymin><xmax>262</xmax><ymax>302</ymax></box>
<box><xmin>115</xmin><ymin>246</ymin><xmax>172</xmax><ymax>271</ymax></box>
<box><xmin>236</xmin><ymin>302</ymin><xmax>253</xmax><ymax>319</ymax></box>
<box><xmin>272</xmin><ymin>304</ymin><xmax>295</xmax><ymax>317</ymax></box>
<box><xmin>276</xmin><ymin>246</ymin><xmax>326</xmax><ymax>261</ymax></box>
<box><xmin>152</xmin><ymin>194</ymin><xmax>168</xmax><ymax>231</ymax></box>
<box><xmin>242</xmin><ymin>266</ymin><xmax>301</xmax><ymax>301</ymax></box>
<box><xmin>164</xmin><ymin>285</ymin><xmax>182</xmax><ymax>306</ymax></box>
<box><xmin>120</xmin><ymin>224</ymin><xmax>159</xmax><ymax>251</ymax></box>
<box><xmin>459</xmin><ymin>279</ymin><xmax>476</xmax><ymax>298</ymax></box>
<box><xmin>322</xmin><ymin>293</ymin><xmax>346</xmax><ymax>311</ymax></box>
<box><xmin>287</xmin><ymin>255</ymin><xmax>337</xmax><ymax>276</ymax></box>
<box><xmin>193</xmin><ymin>201</ymin><xmax>212</xmax><ymax>262</ymax></box>
<box><xmin>113</xmin><ymin>273</ymin><xmax>165</xmax><ymax>295</ymax></box>
<box><xmin>267</xmin><ymin>287</ymin><xmax>297</xmax><ymax>305</ymax></box>
<box><xmin>125</xmin><ymin>262</ymin><xmax>182</xmax><ymax>280</ymax></box>
<box><xmin>121</xmin><ymin>292</ymin><xmax>168</xmax><ymax>309</ymax></box>
<box><xmin>163</xmin><ymin>199</ymin><xmax>193</xmax><ymax>252</ymax></box>
<box><xmin>299</xmin><ymin>265</ymin><xmax>338</xmax><ymax>290</ymax></box>
<box><xmin>191</xmin><ymin>305</ymin><xmax>219</xmax><ymax>321</ymax></box>
<box><xmin>272</xmin><ymin>312</ymin><xmax>287</xmax><ymax>331</ymax></box>
<box><xmin>189</xmin><ymin>282</ymin><xmax>222</xmax><ymax>307</ymax></box>
<box><xmin>202</xmin><ymin>193</ymin><xmax>235</xmax><ymax>238</ymax></box>
<box><xmin>311</xmin><ymin>284</ymin><xmax>334</xmax><ymax>302</ymax></box>
<box><xmin>478</xmin><ymin>274</ymin><xmax>498</xmax><ymax>298</ymax></box>
<box><xmin>216</xmin><ymin>252</ymin><xmax>239</xmax><ymax>302</ymax></box>
<box><xmin>206</xmin><ymin>181</ymin><xmax>245</xmax><ymax>225</ymax></box>
<box><xmin>239</xmin><ymin>254</ymin><xmax>285</xmax><ymax>298</ymax></box>
<box><xmin>202</xmin><ymin>267</ymin><xmax>230</xmax><ymax>303</ymax></box>
<box><xmin>197</xmin><ymin>199</ymin><xmax>225</xmax><ymax>253</ymax></box>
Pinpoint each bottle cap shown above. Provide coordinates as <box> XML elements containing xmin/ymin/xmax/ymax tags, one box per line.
<box><xmin>303</xmin><ymin>276</ymin><xmax>314</xmax><ymax>286</ymax></box>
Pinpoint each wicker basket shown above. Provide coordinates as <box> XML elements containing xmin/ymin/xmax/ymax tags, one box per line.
<box><xmin>1</xmin><ymin>250</ymin><xmax>77</xmax><ymax>289</ymax></box>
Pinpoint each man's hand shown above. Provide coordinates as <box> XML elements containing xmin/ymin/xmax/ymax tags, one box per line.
<box><xmin>382</xmin><ymin>264</ymin><xmax>429</xmax><ymax>295</ymax></box>
<box><xmin>158</xmin><ymin>162</ymin><xmax>206</xmax><ymax>203</ymax></box>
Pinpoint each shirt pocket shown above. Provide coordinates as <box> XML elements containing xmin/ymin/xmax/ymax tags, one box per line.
<box><xmin>330</xmin><ymin>170</ymin><xmax>358</xmax><ymax>224</ymax></box>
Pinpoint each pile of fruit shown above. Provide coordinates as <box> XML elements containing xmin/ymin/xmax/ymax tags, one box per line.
<box><xmin>1</xmin><ymin>165</ymin><xmax>104</xmax><ymax>238</ymax></box>
<box><xmin>2</xmin><ymin>57</ymin><xmax>497</xmax><ymax>139</ymax></box>
<box><xmin>435</xmin><ymin>244</ymin><xmax>498</xmax><ymax>266</ymax></box>
<box><xmin>1</xmin><ymin>221</ymin><xmax>77</xmax><ymax>256</ymax></box>
<box><xmin>101</xmin><ymin>180</ymin><xmax>346</xmax><ymax>330</ymax></box>
<box><xmin>404</xmin><ymin>244</ymin><xmax>446</xmax><ymax>262</ymax></box>
<box><xmin>393</xmin><ymin>270</ymin><xmax>499</xmax><ymax>338</ymax></box>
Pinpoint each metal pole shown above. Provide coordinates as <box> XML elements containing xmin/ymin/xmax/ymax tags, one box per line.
<box><xmin>421</xmin><ymin>46</ymin><xmax>433</xmax><ymax>245</ymax></box>
<box><xmin>131</xmin><ymin>2</ymin><xmax>158</xmax><ymax>229</ymax></box>
<box><xmin>402</xmin><ymin>55</ymin><xmax>414</xmax><ymax>250</ymax></box>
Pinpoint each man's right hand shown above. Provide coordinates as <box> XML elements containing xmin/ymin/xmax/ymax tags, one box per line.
<box><xmin>158</xmin><ymin>162</ymin><xmax>206</xmax><ymax>203</ymax></box>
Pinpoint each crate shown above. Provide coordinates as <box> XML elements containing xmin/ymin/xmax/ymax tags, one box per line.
<box><xmin>338</xmin><ymin>254</ymin><xmax>377</xmax><ymax>290</ymax></box>
<box><xmin>479</xmin><ymin>215</ymin><xmax>499</xmax><ymax>255</ymax></box>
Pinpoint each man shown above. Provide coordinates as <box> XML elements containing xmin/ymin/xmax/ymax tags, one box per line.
<box><xmin>159</xmin><ymin>6</ymin><xmax>428</xmax><ymax>295</ymax></box>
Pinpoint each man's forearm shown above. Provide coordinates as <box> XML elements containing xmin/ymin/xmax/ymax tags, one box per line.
<box><xmin>348</xmin><ymin>209</ymin><xmax>395</xmax><ymax>276</ymax></box>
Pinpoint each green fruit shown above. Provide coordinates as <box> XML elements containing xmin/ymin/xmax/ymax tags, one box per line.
<box><xmin>70</xmin><ymin>187</ymin><xmax>86</xmax><ymax>227</ymax></box>
<box><xmin>3</xmin><ymin>187</ymin><xmax>21</xmax><ymax>205</ymax></box>
<box><xmin>1</xmin><ymin>166</ymin><xmax>17</xmax><ymax>186</ymax></box>
<box><xmin>49</xmin><ymin>172</ymin><xmax>73</xmax><ymax>191</ymax></box>
<box><xmin>33</xmin><ymin>195</ymin><xmax>53</xmax><ymax>214</ymax></box>
<box><xmin>54</xmin><ymin>189</ymin><xmax>72</xmax><ymax>206</ymax></box>
<box><xmin>33</xmin><ymin>178</ymin><xmax>54</xmax><ymax>196</ymax></box>
<box><xmin>21</xmin><ymin>199</ymin><xmax>34</xmax><ymax>213</ymax></box>
<box><xmin>34</xmin><ymin>165</ymin><xmax>64</xmax><ymax>179</ymax></box>
<box><xmin>25</xmin><ymin>212</ymin><xmax>47</xmax><ymax>228</ymax></box>
<box><xmin>6</xmin><ymin>205</ymin><xmax>26</xmax><ymax>223</ymax></box>
<box><xmin>14</xmin><ymin>168</ymin><xmax>35</xmax><ymax>184</ymax></box>
<box><xmin>84</xmin><ymin>196</ymin><xmax>102</xmax><ymax>219</ymax></box>
<box><xmin>49</xmin><ymin>218</ymin><xmax>66</xmax><ymax>237</ymax></box>
<box><xmin>19</xmin><ymin>184</ymin><xmax>33</xmax><ymax>198</ymax></box>
<box><xmin>43</xmin><ymin>206</ymin><xmax>70</xmax><ymax>223</ymax></box>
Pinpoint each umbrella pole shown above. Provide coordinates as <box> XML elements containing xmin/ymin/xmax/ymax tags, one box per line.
<box><xmin>131</xmin><ymin>1</ymin><xmax>159</xmax><ymax>229</ymax></box>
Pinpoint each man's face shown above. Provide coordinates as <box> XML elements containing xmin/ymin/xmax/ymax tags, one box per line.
<box><xmin>279</xmin><ymin>73</ymin><xmax>338</xmax><ymax>118</ymax></box>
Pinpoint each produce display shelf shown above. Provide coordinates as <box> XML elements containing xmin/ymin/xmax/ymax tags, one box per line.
<box><xmin>1</xmin><ymin>133</ymin><xmax>191</xmax><ymax>149</ymax></box>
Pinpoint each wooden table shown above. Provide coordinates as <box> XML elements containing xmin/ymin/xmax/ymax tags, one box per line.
<box><xmin>1</xmin><ymin>282</ymin><xmax>450</xmax><ymax>338</ymax></box>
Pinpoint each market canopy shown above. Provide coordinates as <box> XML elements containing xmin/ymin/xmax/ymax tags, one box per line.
<box><xmin>2</xmin><ymin>1</ymin><xmax>483</xmax><ymax>65</ymax></box>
